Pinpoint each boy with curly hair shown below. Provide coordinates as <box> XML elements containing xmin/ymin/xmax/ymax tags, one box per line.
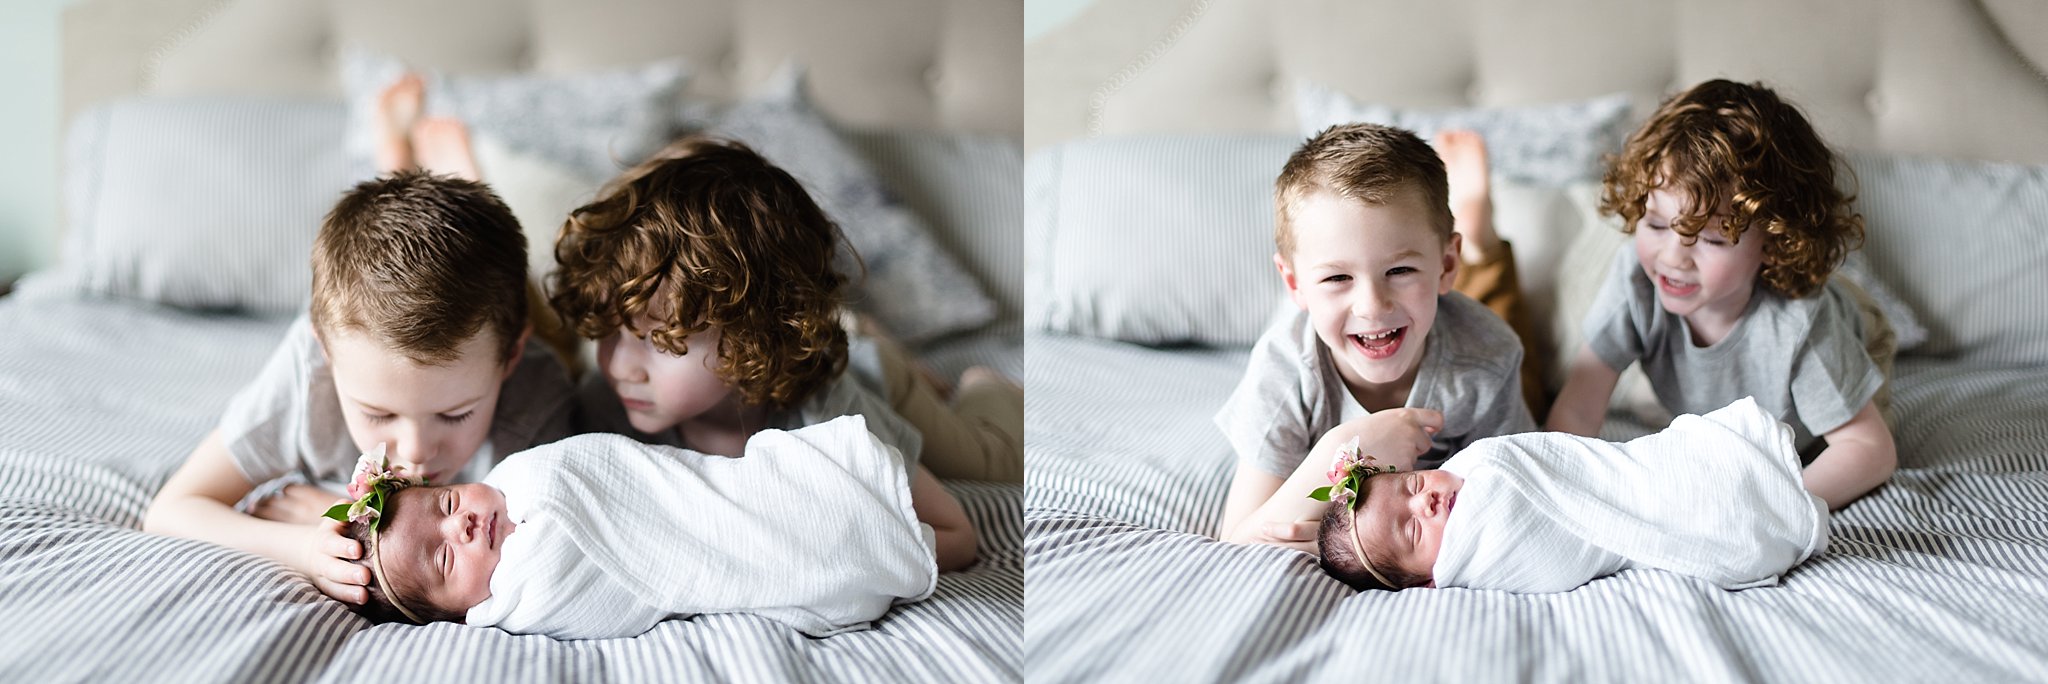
<box><xmin>1547</xmin><ymin>79</ymin><xmax>1898</xmax><ymax>510</ymax></box>
<box><xmin>549</xmin><ymin>136</ymin><xmax>1019</xmax><ymax>570</ymax></box>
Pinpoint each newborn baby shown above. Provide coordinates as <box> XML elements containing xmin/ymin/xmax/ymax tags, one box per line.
<box><xmin>339</xmin><ymin>415</ymin><xmax>936</xmax><ymax>639</ymax></box>
<box><xmin>1318</xmin><ymin>397</ymin><xmax>1830</xmax><ymax>593</ymax></box>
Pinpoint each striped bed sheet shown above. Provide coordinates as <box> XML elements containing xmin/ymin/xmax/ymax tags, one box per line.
<box><xmin>0</xmin><ymin>293</ymin><xmax>1021</xmax><ymax>683</ymax></box>
<box><xmin>1024</xmin><ymin>331</ymin><xmax>2048</xmax><ymax>682</ymax></box>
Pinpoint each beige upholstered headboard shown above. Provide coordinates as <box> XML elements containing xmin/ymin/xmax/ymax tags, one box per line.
<box><xmin>1026</xmin><ymin>0</ymin><xmax>2048</xmax><ymax>163</ymax></box>
<box><xmin>64</xmin><ymin>0</ymin><xmax>1022</xmax><ymax>136</ymax></box>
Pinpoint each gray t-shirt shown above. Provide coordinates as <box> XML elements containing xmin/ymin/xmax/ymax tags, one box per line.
<box><xmin>1215</xmin><ymin>292</ymin><xmax>1536</xmax><ymax>478</ymax></box>
<box><xmin>218</xmin><ymin>313</ymin><xmax>577</xmax><ymax>492</ymax></box>
<box><xmin>1584</xmin><ymin>248</ymin><xmax>1883</xmax><ymax>452</ymax></box>
<box><xmin>570</xmin><ymin>368</ymin><xmax>923</xmax><ymax>472</ymax></box>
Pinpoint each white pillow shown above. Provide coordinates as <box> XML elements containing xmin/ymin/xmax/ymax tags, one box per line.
<box><xmin>339</xmin><ymin>49</ymin><xmax>689</xmax><ymax>183</ymax></box>
<box><xmin>59</xmin><ymin>97</ymin><xmax>352</xmax><ymax>313</ymax></box>
<box><xmin>468</xmin><ymin>135</ymin><xmax>598</xmax><ymax>286</ymax></box>
<box><xmin>1026</xmin><ymin>134</ymin><xmax>1298</xmax><ymax>347</ymax></box>
<box><xmin>705</xmin><ymin>65</ymin><xmax>998</xmax><ymax>344</ymax></box>
<box><xmin>1293</xmin><ymin>80</ymin><xmax>1632</xmax><ymax>186</ymax></box>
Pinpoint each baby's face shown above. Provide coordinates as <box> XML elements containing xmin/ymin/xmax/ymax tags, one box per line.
<box><xmin>1355</xmin><ymin>469</ymin><xmax>1464</xmax><ymax>585</ymax></box>
<box><xmin>380</xmin><ymin>483</ymin><xmax>515</xmax><ymax>616</ymax></box>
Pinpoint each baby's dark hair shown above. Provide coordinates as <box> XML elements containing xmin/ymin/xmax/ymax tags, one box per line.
<box><xmin>1316</xmin><ymin>500</ymin><xmax>1428</xmax><ymax>592</ymax></box>
<box><xmin>340</xmin><ymin>489</ymin><xmax>465</xmax><ymax>624</ymax></box>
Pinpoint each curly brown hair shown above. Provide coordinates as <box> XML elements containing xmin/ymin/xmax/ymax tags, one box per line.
<box><xmin>1599</xmin><ymin>79</ymin><xmax>1863</xmax><ymax>299</ymax></box>
<box><xmin>1274</xmin><ymin>123</ymin><xmax>1454</xmax><ymax>260</ymax></box>
<box><xmin>548</xmin><ymin>136</ymin><xmax>849</xmax><ymax>410</ymax></box>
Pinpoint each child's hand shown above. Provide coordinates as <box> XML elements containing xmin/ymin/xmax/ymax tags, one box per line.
<box><xmin>251</xmin><ymin>484</ymin><xmax>348</xmax><ymax>523</ymax></box>
<box><xmin>293</xmin><ymin>520</ymin><xmax>370</xmax><ymax>605</ymax></box>
<box><xmin>1322</xmin><ymin>407</ymin><xmax>1443</xmax><ymax>472</ymax></box>
<box><xmin>1248</xmin><ymin>519</ymin><xmax>1319</xmax><ymax>554</ymax></box>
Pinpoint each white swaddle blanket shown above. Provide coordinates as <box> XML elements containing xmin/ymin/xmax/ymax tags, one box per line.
<box><xmin>466</xmin><ymin>416</ymin><xmax>937</xmax><ymax>639</ymax></box>
<box><xmin>1431</xmin><ymin>397</ymin><xmax>1830</xmax><ymax>593</ymax></box>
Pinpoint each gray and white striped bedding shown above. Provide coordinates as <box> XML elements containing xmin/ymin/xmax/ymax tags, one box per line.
<box><xmin>1024</xmin><ymin>331</ymin><xmax>2048</xmax><ymax>682</ymax></box>
<box><xmin>0</xmin><ymin>293</ymin><xmax>1021</xmax><ymax>683</ymax></box>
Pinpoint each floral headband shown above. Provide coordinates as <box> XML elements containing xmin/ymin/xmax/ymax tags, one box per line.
<box><xmin>322</xmin><ymin>444</ymin><xmax>429</xmax><ymax>623</ymax></box>
<box><xmin>1307</xmin><ymin>437</ymin><xmax>1396</xmax><ymax>510</ymax></box>
<box><xmin>1308</xmin><ymin>437</ymin><xmax>1400</xmax><ymax>590</ymax></box>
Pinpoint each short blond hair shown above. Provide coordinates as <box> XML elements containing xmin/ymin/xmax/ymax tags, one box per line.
<box><xmin>1274</xmin><ymin>123</ymin><xmax>1454</xmax><ymax>258</ymax></box>
<box><xmin>312</xmin><ymin>170</ymin><xmax>529</xmax><ymax>364</ymax></box>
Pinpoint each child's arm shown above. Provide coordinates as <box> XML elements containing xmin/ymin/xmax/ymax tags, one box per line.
<box><xmin>906</xmin><ymin>463</ymin><xmax>977</xmax><ymax>571</ymax></box>
<box><xmin>1801</xmin><ymin>400</ymin><xmax>1897</xmax><ymax>510</ymax></box>
<box><xmin>1546</xmin><ymin>345</ymin><xmax>1622</xmax><ymax>436</ymax></box>
<box><xmin>1221</xmin><ymin>408</ymin><xmax>1441</xmax><ymax>552</ymax></box>
<box><xmin>250</xmin><ymin>483</ymin><xmax>350</xmax><ymax>523</ymax></box>
<box><xmin>1219</xmin><ymin>466</ymin><xmax>1286</xmax><ymax>544</ymax></box>
<box><xmin>143</xmin><ymin>428</ymin><xmax>371</xmax><ymax>603</ymax></box>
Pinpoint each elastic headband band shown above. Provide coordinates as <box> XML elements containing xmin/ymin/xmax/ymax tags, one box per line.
<box><xmin>1345</xmin><ymin>503</ymin><xmax>1399</xmax><ymax>591</ymax></box>
<box><xmin>368</xmin><ymin>527</ymin><xmax>427</xmax><ymax>624</ymax></box>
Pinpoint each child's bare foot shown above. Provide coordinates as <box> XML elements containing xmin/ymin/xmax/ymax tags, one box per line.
<box><xmin>374</xmin><ymin>73</ymin><xmax>425</xmax><ymax>173</ymax></box>
<box><xmin>1434</xmin><ymin>129</ymin><xmax>1500</xmax><ymax>264</ymax></box>
<box><xmin>410</xmin><ymin>117</ymin><xmax>482</xmax><ymax>181</ymax></box>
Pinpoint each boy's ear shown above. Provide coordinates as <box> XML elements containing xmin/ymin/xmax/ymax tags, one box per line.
<box><xmin>1438</xmin><ymin>232</ymin><xmax>1462</xmax><ymax>295</ymax></box>
<box><xmin>502</xmin><ymin>324</ymin><xmax>531</xmax><ymax>380</ymax></box>
<box><xmin>1274</xmin><ymin>252</ymin><xmax>1307</xmax><ymax>310</ymax></box>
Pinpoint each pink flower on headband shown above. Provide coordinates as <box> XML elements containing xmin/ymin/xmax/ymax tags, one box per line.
<box><xmin>326</xmin><ymin>443</ymin><xmax>426</xmax><ymax>528</ymax></box>
<box><xmin>1310</xmin><ymin>437</ymin><xmax>1394</xmax><ymax>508</ymax></box>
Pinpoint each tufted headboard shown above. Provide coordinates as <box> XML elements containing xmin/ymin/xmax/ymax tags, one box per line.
<box><xmin>1025</xmin><ymin>0</ymin><xmax>2048</xmax><ymax>163</ymax></box>
<box><xmin>63</xmin><ymin>0</ymin><xmax>1021</xmax><ymax>136</ymax></box>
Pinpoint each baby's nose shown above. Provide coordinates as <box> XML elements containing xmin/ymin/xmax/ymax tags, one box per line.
<box><xmin>1416</xmin><ymin>490</ymin><xmax>1441</xmax><ymax>518</ymax></box>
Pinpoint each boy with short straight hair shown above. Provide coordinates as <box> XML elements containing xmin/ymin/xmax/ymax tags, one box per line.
<box><xmin>1214</xmin><ymin>123</ymin><xmax>1536</xmax><ymax>550</ymax></box>
<box><xmin>145</xmin><ymin>169</ymin><xmax>576</xmax><ymax>605</ymax></box>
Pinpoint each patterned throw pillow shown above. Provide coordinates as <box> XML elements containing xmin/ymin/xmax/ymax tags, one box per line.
<box><xmin>339</xmin><ymin>49</ymin><xmax>689</xmax><ymax>183</ymax></box>
<box><xmin>706</xmin><ymin>65</ymin><xmax>998</xmax><ymax>343</ymax></box>
<box><xmin>1293</xmin><ymin>80</ymin><xmax>1633</xmax><ymax>186</ymax></box>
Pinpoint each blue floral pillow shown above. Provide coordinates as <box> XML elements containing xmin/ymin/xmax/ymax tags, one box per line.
<box><xmin>706</xmin><ymin>65</ymin><xmax>998</xmax><ymax>343</ymax></box>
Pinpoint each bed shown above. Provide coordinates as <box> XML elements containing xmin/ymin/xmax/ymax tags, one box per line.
<box><xmin>0</xmin><ymin>1</ymin><xmax>1021</xmax><ymax>681</ymax></box>
<box><xmin>1023</xmin><ymin>1</ymin><xmax>2048</xmax><ymax>681</ymax></box>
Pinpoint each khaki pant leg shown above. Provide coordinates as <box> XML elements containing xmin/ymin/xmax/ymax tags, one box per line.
<box><xmin>1841</xmin><ymin>279</ymin><xmax>1899</xmax><ymax>427</ymax></box>
<box><xmin>1452</xmin><ymin>240</ymin><xmax>1549</xmax><ymax>422</ymax></box>
<box><xmin>873</xmin><ymin>334</ymin><xmax>1025</xmax><ymax>483</ymax></box>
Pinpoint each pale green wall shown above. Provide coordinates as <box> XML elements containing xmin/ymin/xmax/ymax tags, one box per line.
<box><xmin>1025</xmin><ymin>0</ymin><xmax>1094</xmax><ymax>42</ymax></box>
<box><xmin>0</xmin><ymin>0</ymin><xmax>74</xmax><ymax>283</ymax></box>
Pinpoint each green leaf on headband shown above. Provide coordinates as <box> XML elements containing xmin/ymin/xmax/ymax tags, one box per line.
<box><xmin>322</xmin><ymin>502</ymin><xmax>351</xmax><ymax>523</ymax></box>
<box><xmin>1308</xmin><ymin>486</ymin><xmax>1333</xmax><ymax>502</ymax></box>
